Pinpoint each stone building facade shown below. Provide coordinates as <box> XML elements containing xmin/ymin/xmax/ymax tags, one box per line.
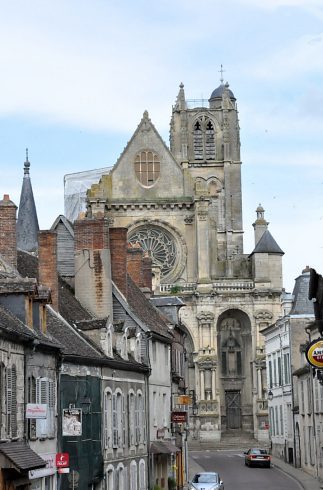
<box><xmin>81</xmin><ymin>81</ymin><xmax>285</xmax><ymax>442</ymax></box>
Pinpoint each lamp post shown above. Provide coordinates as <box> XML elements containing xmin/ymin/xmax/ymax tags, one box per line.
<box><xmin>267</xmin><ymin>390</ymin><xmax>273</xmax><ymax>402</ymax></box>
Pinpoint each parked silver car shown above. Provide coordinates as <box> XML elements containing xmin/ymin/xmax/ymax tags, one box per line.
<box><xmin>189</xmin><ymin>472</ymin><xmax>224</xmax><ymax>490</ymax></box>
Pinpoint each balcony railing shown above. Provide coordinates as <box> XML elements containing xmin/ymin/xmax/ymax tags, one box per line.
<box><xmin>159</xmin><ymin>280</ymin><xmax>254</xmax><ymax>294</ymax></box>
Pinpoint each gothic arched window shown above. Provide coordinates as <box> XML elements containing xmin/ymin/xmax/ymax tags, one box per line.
<box><xmin>134</xmin><ymin>150</ymin><xmax>160</xmax><ymax>187</ymax></box>
<box><xmin>193</xmin><ymin>117</ymin><xmax>216</xmax><ymax>161</ymax></box>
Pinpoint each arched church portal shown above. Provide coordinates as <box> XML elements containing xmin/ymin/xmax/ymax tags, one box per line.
<box><xmin>217</xmin><ymin>309</ymin><xmax>253</xmax><ymax>433</ymax></box>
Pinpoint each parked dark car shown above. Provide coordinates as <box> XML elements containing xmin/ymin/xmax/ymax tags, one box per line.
<box><xmin>244</xmin><ymin>448</ymin><xmax>271</xmax><ymax>468</ymax></box>
<box><xmin>189</xmin><ymin>472</ymin><xmax>224</xmax><ymax>490</ymax></box>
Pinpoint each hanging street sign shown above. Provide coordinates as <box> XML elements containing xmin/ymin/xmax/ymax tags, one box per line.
<box><xmin>306</xmin><ymin>338</ymin><xmax>323</xmax><ymax>369</ymax></box>
<box><xmin>171</xmin><ymin>411</ymin><xmax>188</xmax><ymax>423</ymax></box>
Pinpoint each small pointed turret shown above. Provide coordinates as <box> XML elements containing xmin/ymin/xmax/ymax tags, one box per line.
<box><xmin>173</xmin><ymin>82</ymin><xmax>186</xmax><ymax>111</ymax></box>
<box><xmin>252</xmin><ymin>204</ymin><xmax>269</xmax><ymax>245</ymax></box>
<box><xmin>17</xmin><ymin>149</ymin><xmax>39</xmax><ymax>253</ymax></box>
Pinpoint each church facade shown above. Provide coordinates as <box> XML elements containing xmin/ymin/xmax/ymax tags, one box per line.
<box><xmin>85</xmin><ymin>81</ymin><xmax>284</xmax><ymax>442</ymax></box>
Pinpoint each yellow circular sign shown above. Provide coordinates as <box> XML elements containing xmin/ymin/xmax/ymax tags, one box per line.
<box><xmin>306</xmin><ymin>339</ymin><xmax>323</xmax><ymax>368</ymax></box>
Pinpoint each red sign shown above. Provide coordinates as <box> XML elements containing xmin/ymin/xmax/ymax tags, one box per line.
<box><xmin>171</xmin><ymin>411</ymin><xmax>187</xmax><ymax>423</ymax></box>
<box><xmin>56</xmin><ymin>453</ymin><xmax>69</xmax><ymax>468</ymax></box>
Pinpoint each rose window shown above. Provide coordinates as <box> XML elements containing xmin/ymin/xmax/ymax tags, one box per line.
<box><xmin>128</xmin><ymin>226</ymin><xmax>177</xmax><ymax>278</ymax></box>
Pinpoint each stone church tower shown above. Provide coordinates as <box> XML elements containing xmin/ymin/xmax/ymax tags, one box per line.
<box><xmin>86</xmin><ymin>80</ymin><xmax>284</xmax><ymax>442</ymax></box>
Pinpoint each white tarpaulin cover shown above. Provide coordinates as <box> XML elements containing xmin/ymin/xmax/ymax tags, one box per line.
<box><xmin>64</xmin><ymin>167</ymin><xmax>111</xmax><ymax>222</ymax></box>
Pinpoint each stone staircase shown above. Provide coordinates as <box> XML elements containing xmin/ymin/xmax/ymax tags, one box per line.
<box><xmin>188</xmin><ymin>431</ymin><xmax>270</xmax><ymax>451</ymax></box>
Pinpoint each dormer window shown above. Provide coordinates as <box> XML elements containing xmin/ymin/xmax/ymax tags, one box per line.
<box><xmin>134</xmin><ymin>150</ymin><xmax>160</xmax><ymax>187</ymax></box>
<box><xmin>193</xmin><ymin>117</ymin><xmax>216</xmax><ymax>161</ymax></box>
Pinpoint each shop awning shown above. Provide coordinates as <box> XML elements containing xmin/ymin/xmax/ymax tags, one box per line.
<box><xmin>150</xmin><ymin>441</ymin><xmax>180</xmax><ymax>454</ymax></box>
<box><xmin>0</xmin><ymin>442</ymin><xmax>46</xmax><ymax>472</ymax></box>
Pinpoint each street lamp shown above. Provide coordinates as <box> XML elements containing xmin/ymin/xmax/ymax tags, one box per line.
<box><xmin>267</xmin><ymin>390</ymin><xmax>273</xmax><ymax>401</ymax></box>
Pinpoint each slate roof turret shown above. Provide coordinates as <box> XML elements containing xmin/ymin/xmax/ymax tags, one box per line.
<box><xmin>249</xmin><ymin>230</ymin><xmax>284</xmax><ymax>256</ymax></box>
<box><xmin>290</xmin><ymin>266</ymin><xmax>314</xmax><ymax>315</ymax></box>
<box><xmin>17</xmin><ymin>150</ymin><xmax>39</xmax><ymax>253</ymax></box>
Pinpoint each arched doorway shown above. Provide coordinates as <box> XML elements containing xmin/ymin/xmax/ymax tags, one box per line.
<box><xmin>217</xmin><ymin>309</ymin><xmax>252</xmax><ymax>433</ymax></box>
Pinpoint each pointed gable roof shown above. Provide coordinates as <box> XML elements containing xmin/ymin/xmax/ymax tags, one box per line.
<box><xmin>250</xmin><ymin>230</ymin><xmax>284</xmax><ymax>256</ymax></box>
<box><xmin>51</xmin><ymin>214</ymin><xmax>74</xmax><ymax>237</ymax></box>
<box><xmin>113</xmin><ymin>110</ymin><xmax>182</xmax><ymax>173</ymax></box>
<box><xmin>17</xmin><ymin>152</ymin><xmax>39</xmax><ymax>253</ymax></box>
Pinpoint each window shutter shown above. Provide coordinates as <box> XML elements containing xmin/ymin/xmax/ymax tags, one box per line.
<box><xmin>112</xmin><ymin>394</ymin><xmax>118</xmax><ymax>448</ymax></box>
<box><xmin>6</xmin><ymin>368</ymin><xmax>12</xmax><ymax>436</ymax></box>
<box><xmin>135</xmin><ymin>394</ymin><xmax>139</xmax><ymax>445</ymax></box>
<box><xmin>11</xmin><ymin>366</ymin><xmax>17</xmax><ymax>438</ymax></box>
<box><xmin>104</xmin><ymin>393</ymin><xmax>109</xmax><ymax>448</ymax></box>
<box><xmin>36</xmin><ymin>378</ymin><xmax>48</xmax><ymax>438</ymax></box>
<box><xmin>122</xmin><ymin>394</ymin><xmax>126</xmax><ymax>447</ymax></box>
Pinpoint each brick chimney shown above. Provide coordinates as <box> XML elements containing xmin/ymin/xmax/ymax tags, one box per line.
<box><xmin>0</xmin><ymin>194</ymin><xmax>17</xmax><ymax>269</ymax></box>
<box><xmin>127</xmin><ymin>243</ymin><xmax>144</xmax><ymax>287</ymax></box>
<box><xmin>142</xmin><ymin>253</ymin><xmax>153</xmax><ymax>291</ymax></box>
<box><xmin>109</xmin><ymin>228</ymin><xmax>128</xmax><ymax>297</ymax></box>
<box><xmin>38</xmin><ymin>231</ymin><xmax>58</xmax><ymax>311</ymax></box>
<box><xmin>74</xmin><ymin>218</ymin><xmax>113</xmax><ymax>319</ymax></box>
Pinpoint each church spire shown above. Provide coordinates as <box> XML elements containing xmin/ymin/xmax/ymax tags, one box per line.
<box><xmin>17</xmin><ymin>149</ymin><xmax>39</xmax><ymax>253</ymax></box>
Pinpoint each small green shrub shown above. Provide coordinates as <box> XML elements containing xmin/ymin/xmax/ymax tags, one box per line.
<box><xmin>168</xmin><ymin>476</ymin><xmax>177</xmax><ymax>490</ymax></box>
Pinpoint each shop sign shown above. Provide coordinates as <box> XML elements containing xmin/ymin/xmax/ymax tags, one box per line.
<box><xmin>56</xmin><ymin>453</ymin><xmax>69</xmax><ymax>468</ymax></box>
<box><xmin>177</xmin><ymin>395</ymin><xmax>192</xmax><ymax>405</ymax></box>
<box><xmin>306</xmin><ymin>338</ymin><xmax>323</xmax><ymax>368</ymax></box>
<box><xmin>26</xmin><ymin>404</ymin><xmax>47</xmax><ymax>419</ymax></box>
<box><xmin>62</xmin><ymin>408</ymin><xmax>82</xmax><ymax>436</ymax></box>
<box><xmin>171</xmin><ymin>411</ymin><xmax>187</xmax><ymax>423</ymax></box>
<box><xmin>28</xmin><ymin>453</ymin><xmax>56</xmax><ymax>479</ymax></box>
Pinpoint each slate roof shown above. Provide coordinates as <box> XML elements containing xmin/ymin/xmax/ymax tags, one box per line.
<box><xmin>0</xmin><ymin>305</ymin><xmax>35</xmax><ymax>341</ymax></box>
<box><xmin>51</xmin><ymin>214</ymin><xmax>74</xmax><ymax>237</ymax></box>
<box><xmin>126</xmin><ymin>276</ymin><xmax>173</xmax><ymax>340</ymax></box>
<box><xmin>0</xmin><ymin>441</ymin><xmax>46</xmax><ymax>471</ymax></box>
<box><xmin>46</xmin><ymin>307</ymin><xmax>103</xmax><ymax>359</ymax></box>
<box><xmin>290</xmin><ymin>269</ymin><xmax>314</xmax><ymax>316</ymax></box>
<box><xmin>0</xmin><ymin>305</ymin><xmax>62</xmax><ymax>350</ymax></box>
<box><xmin>250</xmin><ymin>230</ymin><xmax>284</xmax><ymax>255</ymax></box>
<box><xmin>209</xmin><ymin>83</ymin><xmax>235</xmax><ymax>100</ymax></box>
<box><xmin>16</xmin><ymin>161</ymin><xmax>39</xmax><ymax>253</ymax></box>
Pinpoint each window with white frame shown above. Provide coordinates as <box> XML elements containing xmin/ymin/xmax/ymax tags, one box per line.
<box><xmin>153</xmin><ymin>391</ymin><xmax>157</xmax><ymax>426</ymax></box>
<box><xmin>268</xmin><ymin>360</ymin><xmax>273</xmax><ymax>389</ymax></box>
<box><xmin>36</xmin><ymin>377</ymin><xmax>55</xmax><ymax>438</ymax></box>
<box><xmin>300</xmin><ymin>380</ymin><xmax>305</xmax><ymax>415</ymax></box>
<box><xmin>278</xmin><ymin>357</ymin><xmax>282</xmax><ymax>386</ymax></box>
<box><xmin>279</xmin><ymin>405</ymin><xmax>284</xmax><ymax>435</ymax></box>
<box><xmin>309</xmin><ymin>426</ymin><xmax>315</xmax><ymax>465</ymax></box>
<box><xmin>275</xmin><ymin>406</ymin><xmax>279</xmax><ymax>436</ymax></box>
<box><xmin>162</xmin><ymin>393</ymin><xmax>167</xmax><ymax>427</ymax></box>
<box><xmin>121</xmin><ymin>331</ymin><xmax>128</xmax><ymax>360</ymax></box>
<box><xmin>139</xmin><ymin>460</ymin><xmax>146</xmax><ymax>490</ymax></box>
<box><xmin>113</xmin><ymin>391</ymin><xmax>125</xmax><ymax>448</ymax></box>
<box><xmin>130</xmin><ymin>461</ymin><xmax>137</xmax><ymax>490</ymax></box>
<box><xmin>128</xmin><ymin>391</ymin><xmax>136</xmax><ymax>446</ymax></box>
<box><xmin>270</xmin><ymin>407</ymin><xmax>275</xmax><ymax>436</ymax></box>
<box><xmin>28</xmin><ymin>376</ymin><xmax>37</xmax><ymax>439</ymax></box>
<box><xmin>307</xmin><ymin>378</ymin><xmax>313</xmax><ymax>414</ymax></box>
<box><xmin>136</xmin><ymin>390</ymin><xmax>146</xmax><ymax>444</ymax></box>
<box><xmin>104</xmin><ymin>389</ymin><xmax>113</xmax><ymax>449</ymax></box>
<box><xmin>283</xmin><ymin>353</ymin><xmax>290</xmax><ymax>384</ymax></box>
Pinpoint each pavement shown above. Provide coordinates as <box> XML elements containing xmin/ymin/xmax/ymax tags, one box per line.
<box><xmin>186</xmin><ymin>452</ymin><xmax>322</xmax><ymax>490</ymax></box>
